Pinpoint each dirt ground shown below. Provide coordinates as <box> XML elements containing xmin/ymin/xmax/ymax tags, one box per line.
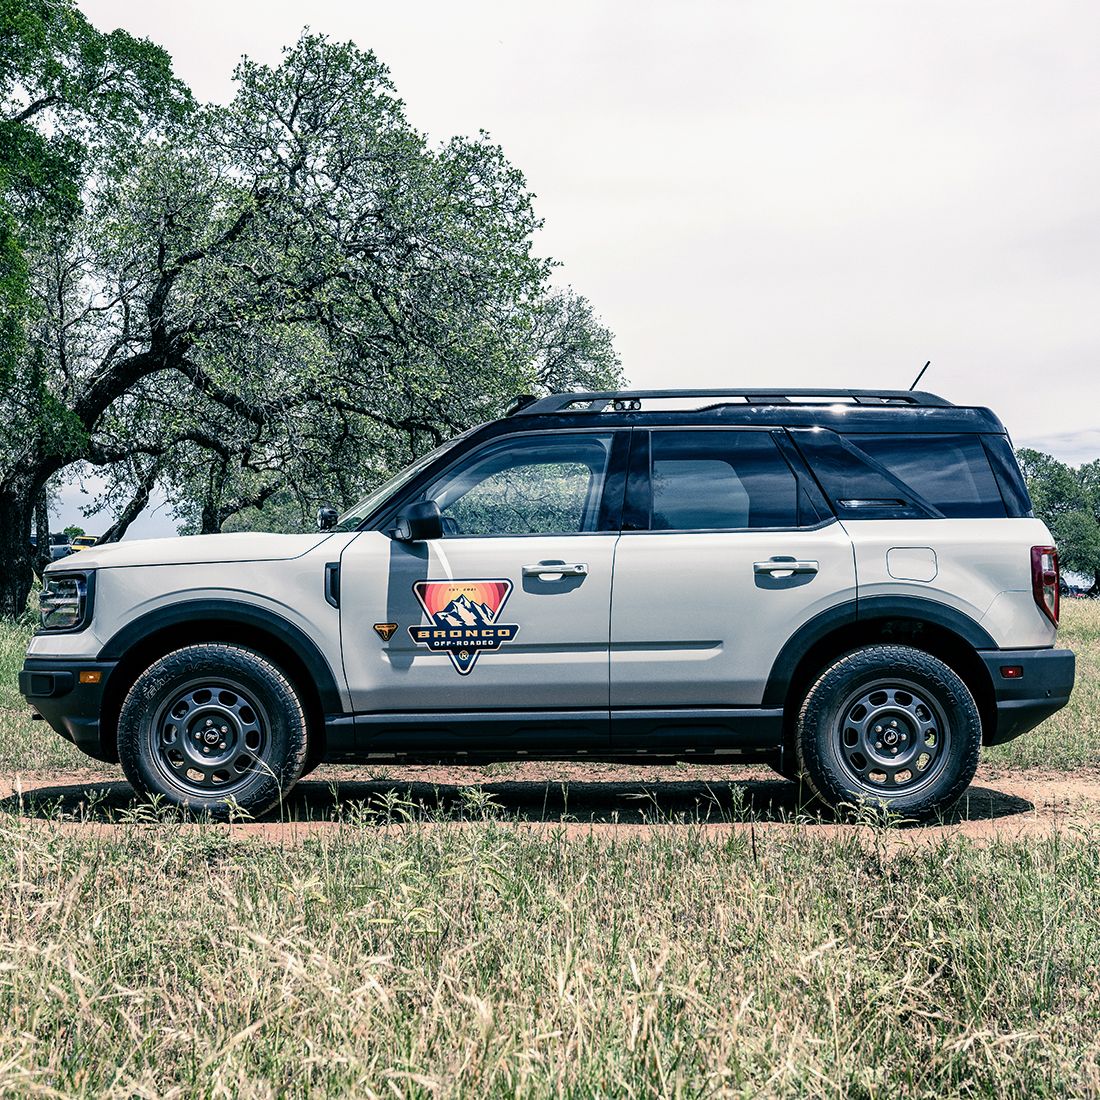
<box><xmin>3</xmin><ymin>761</ymin><xmax>1100</xmax><ymax>845</ymax></box>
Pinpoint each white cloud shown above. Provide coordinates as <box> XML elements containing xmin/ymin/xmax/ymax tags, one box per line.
<box><xmin>1017</xmin><ymin>429</ymin><xmax>1100</xmax><ymax>468</ymax></box>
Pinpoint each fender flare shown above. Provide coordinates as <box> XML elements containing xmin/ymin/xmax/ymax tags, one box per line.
<box><xmin>97</xmin><ymin>599</ymin><xmax>344</xmax><ymax>713</ymax></box>
<box><xmin>762</xmin><ymin>595</ymin><xmax>996</xmax><ymax>708</ymax></box>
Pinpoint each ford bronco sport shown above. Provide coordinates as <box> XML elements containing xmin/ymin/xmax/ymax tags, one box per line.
<box><xmin>20</xmin><ymin>388</ymin><xmax>1075</xmax><ymax>820</ymax></box>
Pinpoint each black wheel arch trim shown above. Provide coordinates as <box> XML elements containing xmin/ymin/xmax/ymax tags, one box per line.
<box><xmin>97</xmin><ymin>600</ymin><xmax>344</xmax><ymax>713</ymax></box>
<box><xmin>763</xmin><ymin>595</ymin><xmax>997</xmax><ymax>707</ymax></box>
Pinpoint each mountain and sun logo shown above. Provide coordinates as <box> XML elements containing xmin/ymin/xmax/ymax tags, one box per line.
<box><xmin>408</xmin><ymin>579</ymin><xmax>520</xmax><ymax>675</ymax></box>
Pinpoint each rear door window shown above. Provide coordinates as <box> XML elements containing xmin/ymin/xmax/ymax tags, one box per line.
<box><xmin>648</xmin><ymin>430</ymin><xmax>800</xmax><ymax>530</ymax></box>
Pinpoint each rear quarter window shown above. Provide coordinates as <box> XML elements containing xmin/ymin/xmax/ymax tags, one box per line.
<box><xmin>842</xmin><ymin>433</ymin><xmax>1007</xmax><ymax>518</ymax></box>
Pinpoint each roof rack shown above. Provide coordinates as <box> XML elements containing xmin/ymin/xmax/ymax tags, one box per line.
<box><xmin>511</xmin><ymin>389</ymin><xmax>953</xmax><ymax>415</ymax></box>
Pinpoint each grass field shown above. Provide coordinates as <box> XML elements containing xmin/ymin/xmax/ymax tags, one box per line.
<box><xmin>1</xmin><ymin>605</ymin><xmax>1099</xmax><ymax>1096</ymax></box>
<box><xmin>0</xmin><ymin>815</ymin><xmax>1098</xmax><ymax>1096</ymax></box>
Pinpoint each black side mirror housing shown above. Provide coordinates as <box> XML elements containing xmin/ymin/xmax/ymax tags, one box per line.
<box><xmin>395</xmin><ymin>499</ymin><xmax>444</xmax><ymax>541</ymax></box>
<box><xmin>317</xmin><ymin>505</ymin><xmax>338</xmax><ymax>530</ymax></box>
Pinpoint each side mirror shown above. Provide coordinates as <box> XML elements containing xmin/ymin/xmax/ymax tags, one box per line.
<box><xmin>317</xmin><ymin>505</ymin><xmax>338</xmax><ymax>530</ymax></box>
<box><xmin>395</xmin><ymin>499</ymin><xmax>444</xmax><ymax>541</ymax></box>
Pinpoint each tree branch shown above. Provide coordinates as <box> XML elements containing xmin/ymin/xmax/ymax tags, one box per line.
<box><xmin>99</xmin><ymin>459</ymin><xmax>163</xmax><ymax>543</ymax></box>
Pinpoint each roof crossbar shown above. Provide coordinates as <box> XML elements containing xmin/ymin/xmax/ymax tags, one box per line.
<box><xmin>511</xmin><ymin>389</ymin><xmax>953</xmax><ymax>415</ymax></box>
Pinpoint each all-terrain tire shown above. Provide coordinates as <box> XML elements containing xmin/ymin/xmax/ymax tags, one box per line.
<box><xmin>795</xmin><ymin>644</ymin><xmax>981</xmax><ymax>821</ymax></box>
<box><xmin>117</xmin><ymin>644</ymin><xmax>309</xmax><ymax>820</ymax></box>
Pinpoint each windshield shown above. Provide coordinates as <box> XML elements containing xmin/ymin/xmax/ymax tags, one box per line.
<box><xmin>331</xmin><ymin>432</ymin><xmax>474</xmax><ymax>531</ymax></box>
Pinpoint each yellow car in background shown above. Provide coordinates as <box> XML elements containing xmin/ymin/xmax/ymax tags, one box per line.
<box><xmin>69</xmin><ymin>535</ymin><xmax>99</xmax><ymax>551</ymax></box>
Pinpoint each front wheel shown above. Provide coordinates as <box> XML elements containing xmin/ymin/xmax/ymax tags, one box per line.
<box><xmin>117</xmin><ymin>644</ymin><xmax>309</xmax><ymax>819</ymax></box>
<box><xmin>795</xmin><ymin>645</ymin><xmax>981</xmax><ymax>821</ymax></box>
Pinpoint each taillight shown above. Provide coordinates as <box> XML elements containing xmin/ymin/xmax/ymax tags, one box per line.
<box><xmin>1031</xmin><ymin>545</ymin><xmax>1060</xmax><ymax>626</ymax></box>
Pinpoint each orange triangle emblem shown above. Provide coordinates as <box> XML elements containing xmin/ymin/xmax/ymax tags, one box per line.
<box><xmin>373</xmin><ymin>622</ymin><xmax>398</xmax><ymax>642</ymax></box>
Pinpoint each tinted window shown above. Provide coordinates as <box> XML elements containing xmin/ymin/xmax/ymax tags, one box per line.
<box><xmin>982</xmin><ymin>434</ymin><xmax>1033</xmax><ymax>518</ymax></box>
<box><xmin>845</xmin><ymin>434</ymin><xmax>1006</xmax><ymax>519</ymax></box>
<box><xmin>425</xmin><ymin>433</ymin><xmax>614</xmax><ymax>536</ymax></box>
<box><xmin>649</xmin><ymin>431</ymin><xmax>798</xmax><ymax>530</ymax></box>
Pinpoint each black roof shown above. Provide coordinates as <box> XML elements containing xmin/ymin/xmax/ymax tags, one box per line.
<box><xmin>502</xmin><ymin>389</ymin><xmax>1006</xmax><ymax>435</ymax></box>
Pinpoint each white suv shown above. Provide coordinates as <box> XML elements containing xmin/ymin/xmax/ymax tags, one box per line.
<box><xmin>20</xmin><ymin>389</ymin><xmax>1075</xmax><ymax>820</ymax></box>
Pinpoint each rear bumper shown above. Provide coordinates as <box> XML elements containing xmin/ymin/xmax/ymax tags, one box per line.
<box><xmin>18</xmin><ymin>657</ymin><xmax>118</xmax><ymax>762</ymax></box>
<box><xmin>978</xmin><ymin>647</ymin><xmax>1075</xmax><ymax>745</ymax></box>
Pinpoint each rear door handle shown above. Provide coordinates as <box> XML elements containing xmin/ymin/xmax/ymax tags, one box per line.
<box><xmin>522</xmin><ymin>561</ymin><xmax>589</xmax><ymax>578</ymax></box>
<box><xmin>753</xmin><ymin>558</ymin><xmax>819</xmax><ymax>575</ymax></box>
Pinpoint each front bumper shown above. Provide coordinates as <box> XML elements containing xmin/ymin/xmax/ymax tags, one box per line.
<box><xmin>979</xmin><ymin>647</ymin><xmax>1075</xmax><ymax>745</ymax></box>
<box><xmin>18</xmin><ymin>657</ymin><xmax>118</xmax><ymax>762</ymax></box>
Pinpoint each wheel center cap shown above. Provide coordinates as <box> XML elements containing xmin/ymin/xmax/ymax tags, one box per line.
<box><xmin>203</xmin><ymin>728</ymin><xmax>221</xmax><ymax>745</ymax></box>
<box><xmin>883</xmin><ymin>729</ymin><xmax>899</xmax><ymax>746</ymax></box>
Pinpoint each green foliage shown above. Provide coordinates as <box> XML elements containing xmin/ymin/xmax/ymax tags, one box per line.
<box><xmin>61</xmin><ymin>524</ymin><xmax>84</xmax><ymax>540</ymax></box>
<box><xmin>0</xmin><ymin>13</ymin><xmax>621</xmax><ymax>610</ymax></box>
<box><xmin>101</xmin><ymin>32</ymin><xmax>622</xmax><ymax>535</ymax></box>
<box><xmin>0</xmin><ymin>0</ymin><xmax>192</xmax><ymax>613</ymax></box>
<box><xmin>1017</xmin><ymin>448</ymin><xmax>1100</xmax><ymax>581</ymax></box>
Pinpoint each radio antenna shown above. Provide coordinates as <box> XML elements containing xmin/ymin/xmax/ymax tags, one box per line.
<box><xmin>909</xmin><ymin>360</ymin><xmax>931</xmax><ymax>391</ymax></box>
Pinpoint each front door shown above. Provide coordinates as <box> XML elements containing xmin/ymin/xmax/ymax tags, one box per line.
<box><xmin>338</xmin><ymin>430</ymin><xmax>627</xmax><ymax>751</ymax></box>
<box><xmin>610</xmin><ymin>428</ymin><xmax>857</xmax><ymax>749</ymax></box>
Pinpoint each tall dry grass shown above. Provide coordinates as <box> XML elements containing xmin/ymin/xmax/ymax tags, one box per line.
<box><xmin>0</xmin><ymin>812</ymin><xmax>1097</xmax><ymax>1097</ymax></box>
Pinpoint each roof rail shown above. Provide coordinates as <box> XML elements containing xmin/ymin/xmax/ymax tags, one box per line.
<box><xmin>512</xmin><ymin>389</ymin><xmax>953</xmax><ymax>415</ymax></box>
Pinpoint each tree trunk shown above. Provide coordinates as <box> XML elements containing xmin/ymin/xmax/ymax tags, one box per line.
<box><xmin>200</xmin><ymin>500</ymin><xmax>220</xmax><ymax>534</ymax></box>
<box><xmin>0</xmin><ymin>486</ymin><xmax>36</xmax><ymax>618</ymax></box>
<box><xmin>33</xmin><ymin>488</ymin><xmax>50</xmax><ymax>579</ymax></box>
<box><xmin>200</xmin><ymin>456</ymin><xmax>229</xmax><ymax>534</ymax></box>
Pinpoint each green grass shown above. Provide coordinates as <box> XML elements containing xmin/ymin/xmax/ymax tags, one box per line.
<box><xmin>0</xmin><ymin>616</ymin><xmax>87</xmax><ymax>773</ymax></box>
<box><xmin>986</xmin><ymin>599</ymin><xmax>1100</xmax><ymax>769</ymax></box>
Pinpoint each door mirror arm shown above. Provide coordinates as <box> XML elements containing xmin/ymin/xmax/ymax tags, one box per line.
<box><xmin>395</xmin><ymin>499</ymin><xmax>444</xmax><ymax>541</ymax></box>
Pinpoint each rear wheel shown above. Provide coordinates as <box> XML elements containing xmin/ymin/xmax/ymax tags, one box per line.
<box><xmin>117</xmin><ymin>644</ymin><xmax>308</xmax><ymax>819</ymax></box>
<box><xmin>795</xmin><ymin>644</ymin><xmax>981</xmax><ymax>821</ymax></box>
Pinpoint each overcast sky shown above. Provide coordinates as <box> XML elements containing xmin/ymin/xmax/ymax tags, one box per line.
<box><xmin>62</xmin><ymin>0</ymin><xmax>1100</xmax><ymax>536</ymax></box>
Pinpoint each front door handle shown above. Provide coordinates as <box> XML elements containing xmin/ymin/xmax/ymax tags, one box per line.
<box><xmin>522</xmin><ymin>561</ymin><xmax>589</xmax><ymax>578</ymax></box>
<box><xmin>753</xmin><ymin>558</ymin><xmax>819</xmax><ymax>576</ymax></box>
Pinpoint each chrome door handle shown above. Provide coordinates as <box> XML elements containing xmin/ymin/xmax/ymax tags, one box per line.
<box><xmin>753</xmin><ymin>559</ymin><xmax>819</xmax><ymax>575</ymax></box>
<box><xmin>522</xmin><ymin>561</ymin><xmax>589</xmax><ymax>578</ymax></box>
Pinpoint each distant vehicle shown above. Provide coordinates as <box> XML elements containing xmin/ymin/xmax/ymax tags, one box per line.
<box><xmin>20</xmin><ymin>387</ymin><xmax>1076</xmax><ymax>823</ymax></box>
<box><xmin>69</xmin><ymin>535</ymin><xmax>99</xmax><ymax>551</ymax></box>
<box><xmin>48</xmin><ymin>533</ymin><xmax>72</xmax><ymax>562</ymax></box>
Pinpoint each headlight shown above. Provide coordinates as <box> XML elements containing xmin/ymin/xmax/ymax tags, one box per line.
<box><xmin>39</xmin><ymin>572</ymin><xmax>92</xmax><ymax>632</ymax></box>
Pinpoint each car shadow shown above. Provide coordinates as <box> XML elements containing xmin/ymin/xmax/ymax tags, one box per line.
<box><xmin>0</xmin><ymin>775</ymin><xmax>1035</xmax><ymax>828</ymax></box>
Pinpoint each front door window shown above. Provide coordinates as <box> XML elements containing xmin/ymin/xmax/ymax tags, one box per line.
<box><xmin>424</xmin><ymin>433</ymin><xmax>616</xmax><ymax>536</ymax></box>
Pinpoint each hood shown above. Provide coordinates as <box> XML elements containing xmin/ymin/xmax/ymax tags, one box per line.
<box><xmin>46</xmin><ymin>532</ymin><xmax>333</xmax><ymax>571</ymax></box>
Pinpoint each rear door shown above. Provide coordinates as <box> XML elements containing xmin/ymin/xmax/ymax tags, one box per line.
<box><xmin>609</xmin><ymin>428</ymin><xmax>856</xmax><ymax>749</ymax></box>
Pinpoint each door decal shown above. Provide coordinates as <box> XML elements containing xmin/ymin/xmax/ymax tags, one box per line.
<box><xmin>408</xmin><ymin>579</ymin><xmax>521</xmax><ymax>675</ymax></box>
